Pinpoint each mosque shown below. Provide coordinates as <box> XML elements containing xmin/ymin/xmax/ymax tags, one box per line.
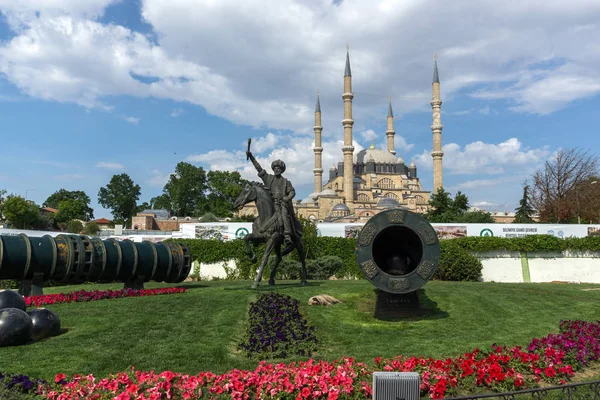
<box><xmin>240</xmin><ymin>47</ymin><xmax>444</xmax><ymax>223</ymax></box>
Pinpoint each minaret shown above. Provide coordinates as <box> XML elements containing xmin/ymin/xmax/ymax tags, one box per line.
<box><xmin>313</xmin><ymin>91</ymin><xmax>323</xmax><ymax>194</ymax></box>
<box><xmin>386</xmin><ymin>97</ymin><xmax>396</xmax><ymax>155</ymax></box>
<box><xmin>342</xmin><ymin>45</ymin><xmax>355</xmax><ymax>209</ymax></box>
<box><xmin>431</xmin><ymin>53</ymin><xmax>444</xmax><ymax>193</ymax></box>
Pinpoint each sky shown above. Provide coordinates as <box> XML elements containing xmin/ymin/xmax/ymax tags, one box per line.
<box><xmin>1</xmin><ymin>0</ymin><xmax>600</xmax><ymax>220</ymax></box>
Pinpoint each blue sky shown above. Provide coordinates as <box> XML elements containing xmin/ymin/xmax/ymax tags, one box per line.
<box><xmin>1</xmin><ymin>0</ymin><xmax>600</xmax><ymax>219</ymax></box>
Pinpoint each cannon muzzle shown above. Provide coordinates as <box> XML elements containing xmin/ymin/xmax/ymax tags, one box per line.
<box><xmin>355</xmin><ymin>209</ymin><xmax>440</xmax><ymax>294</ymax></box>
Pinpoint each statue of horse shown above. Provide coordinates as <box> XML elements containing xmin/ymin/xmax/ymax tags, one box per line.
<box><xmin>233</xmin><ymin>182</ymin><xmax>307</xmax><ymax>289</ymax></box>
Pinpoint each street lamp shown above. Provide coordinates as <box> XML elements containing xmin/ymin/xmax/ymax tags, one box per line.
<box><xmin>25</xmin><ymin>188</ymin><xmax>35</xmax><ymax>201</ymax></box>
<box><xmin>577</xmin><ymin>181</ymin><xmax>597</xmax><ymax>224</ymax></box>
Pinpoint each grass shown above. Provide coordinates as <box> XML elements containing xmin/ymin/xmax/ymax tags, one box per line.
<box><xmin>2</xmin><ymin>280</ymin><xmax>600</xmax><ymax>382</ymax></box>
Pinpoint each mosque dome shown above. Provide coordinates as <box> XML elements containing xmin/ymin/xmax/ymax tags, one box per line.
<box><xmin>331</xmin><ymin>203</ymin><xmax>350</xmax><ymax>212</ymax></box>
<box><xmin>301</xmin><ymin>197</ymin><xmax>316</xmax><ymax>204</ymax></box>
<box><xmin>396</xmin><ymin>156</ymin><xmax>405</xmax><ymax>164</ymax></box>
<box><xmin>377</xmin><ymin>197</ymin><xmax>404</xmax><ymax>209</ymax></box>
<box><xmin>319</xmin><ymin>189</ymin><xmax>337</xmax><ymax>196</ymax></box>
<box><xmin>308</xmin><ymin>192</ymin><xmax>320</xmax><ymax>199</ymax></box>
<box><xmin>354</xmin><ymin>144</ymin><xmax>397</xmax><ymax>164</ymax></box>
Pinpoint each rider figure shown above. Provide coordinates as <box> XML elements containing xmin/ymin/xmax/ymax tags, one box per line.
<box><xmin>246</xmin><ymin>151</ymin><xmax>295</xmax><ymax>246</ymax></box>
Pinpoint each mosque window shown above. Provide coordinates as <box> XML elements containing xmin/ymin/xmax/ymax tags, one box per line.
<box><xmin>377</xmin><ymin>178</ymin><xmax>395</xmax><ymax>189</ymax></box>
<box><xmin>384</xmin><ymin>192</ymin><xmax>400</xmax><ymax>201</ymax></box>
<box><xmin>357</xmin><ymin>193</ymin><xmax>370</xmax><ymax>202</ymax></box>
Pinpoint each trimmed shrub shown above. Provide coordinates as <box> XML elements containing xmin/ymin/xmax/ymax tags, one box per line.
<box><xmin>436</xmin><ymin>240</ymin><xmax>482</xmax><ymax>281</ymax></box>
<box><xmin>307</xmin><ymin>256</ymin><xmax>343</xmax><ymax>280</ymax></box>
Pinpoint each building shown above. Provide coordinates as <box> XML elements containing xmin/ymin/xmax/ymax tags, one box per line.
<box><xmin>241</xmin><ymin>47</ymin><xmax>444</xmax><ymax>223</ymax></box>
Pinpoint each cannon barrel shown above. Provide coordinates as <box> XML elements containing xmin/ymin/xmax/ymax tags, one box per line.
<box><xmin>0</xmin><ymin>234</ymin><xmax>191</xmax><ymax>295</ymax></box>
<box><xmin>355</xmin><ymin>209</ymin><xmax>440</xmax><ymax>294</ymax></box>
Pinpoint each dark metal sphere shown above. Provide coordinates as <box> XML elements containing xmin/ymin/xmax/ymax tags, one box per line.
<box><xmin>27</xmin><ymin>308</ymin><xmax>61</xmax><ymax>341</ymax></box>
<box><xmin>0</xmin><ymin>290</ymin><xmax>26</xmax><ymax>311</ymax></box>
<box><xmin>0</xmin><ymin>308</ymin><xmax>33</xmax><ymax>346</ymax></box>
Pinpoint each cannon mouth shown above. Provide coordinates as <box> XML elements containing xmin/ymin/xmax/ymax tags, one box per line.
<box><xmin>372</xmin><ymin>225</ymin><xmax>423</xmax><ymax>276</ymax></box>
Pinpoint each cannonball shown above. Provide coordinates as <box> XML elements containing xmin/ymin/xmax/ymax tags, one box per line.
<box><xmin>0</xmin><ymin>308</ymin><xmax>33</xmax><ymax>346</ymax></box>
<box><xmin>0</xmin><ymin>290</ymin><xmax>26</xmax><ymax>311</ymax></box>
<box><xmin>27</xmin><ymin>308</ymin><xmax>61</xmax><ymax>341</ymax></box>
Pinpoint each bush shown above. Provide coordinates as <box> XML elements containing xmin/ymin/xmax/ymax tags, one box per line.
<box><xmin>84</xmin><ymin>221</ymin><xmax>100</xmax><ymax>236</ymax></box>
<box><xmin>0</xmin><ymin>280</ymin><xmax>19</xmax><ymax>290</ymax></box>
<box><xmin>66</xmin><ymin>220</ymin><xmax>83</xmax><ymax>234</ymax></box>
<box><xmin>307</xmin><ymin>256</ymin><xmax>343</xmax><ymax>280</ymax></box>
<box><xmin>266</xmin><ymin>256</ymin><xmax>302</xmax><ymax>280</ymax></box>
<box><xmin>435</xmin><ymin>240</ymin><xmax>482</xmax><ymax>281</ymax></box>
<box><xmin>199</xmin><ymin>213</ymin><xmax>219</xmax><ymax>222</ymax></box>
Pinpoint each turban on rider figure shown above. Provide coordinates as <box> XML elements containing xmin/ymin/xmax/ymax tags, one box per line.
<box><xmin>246</xmin><ymin>151</ymin><xmax>295</xmax><ymax>248</ymax></box>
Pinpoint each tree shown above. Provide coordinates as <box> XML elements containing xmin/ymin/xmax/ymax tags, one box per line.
<box><xmin>530</xmin><ymin>148</ymin><xmax>599</xmax><ymax>223</ymax></box>
<box><xmin>44</xmin><ymin>189</ymin><xmax>94</xmax><ymax>221</ymax></box>
<box><xmin>135</xmin><ymin>202</ymin><xmax>151</xmax><ymax>213</ymax></box>
<box><xmin>199</xmin><ymin>212</ymin><xmax>219</xmax><ymax>222</ymax></box>
<box><xmin>455</xmin><ymin>210</ymin><xmax>495</xmax><ymax>223</ymax></box>
<box><xmin>153</xmin><ymin>162</ymin><xmax>208</xmax><ymax>217</ymax></box>
<box><xmin>425</xmin><ymin>188</ymin><xmax>469</xmax><ymax>222</ymax></box>
<box><xmin>98</xmin><ymin>174</ymin><xmax>141</xmax><ymax>226</ymax></box>
<box><xmin>425</xmin><ymin>187</ymin><xmax>493</xmax><ymax>223</ymax></box>
<box><xmin>201</xmin><ymin>170</ymin><xmax>248</xmax><ymax>217</ymax></box>
<box><xmin>2</xmin><ymin>195</ymin><xmax>42</xmax><ymax>229</ymax></box>
<box><xmin>0</xmin><ymin>188</ymin><xmax>6</xmax><ymax>222</ymax></box>
<box><xmin>514</xmin><ymin>185</ymin><xmax>536</xmax><ymax>223</ymax></box>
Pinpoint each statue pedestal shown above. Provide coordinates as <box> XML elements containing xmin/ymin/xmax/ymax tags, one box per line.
<box><xmin>374</xmin><ymin>289</ymin><xmax>421</xmax><ymax>320</ymax></box>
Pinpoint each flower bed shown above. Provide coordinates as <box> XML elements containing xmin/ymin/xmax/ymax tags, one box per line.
<box><xmin>34</xmin><ymin>320</ymin><xmax>600</xmax><ymax>399</ymax></box>
<box><xmin>237</xmin><ymin>292</ymin><xmax>319</xmax><ymax>359</ymax></box>
<box><xmin>0</xmin><ymin>371</ymin><xmax>45</xmax><ymax>394</ymax></box>
<box><xmin>24</xmin><ymin>287</ymin><xmax>186</xmax><ymax>307</ymax></box>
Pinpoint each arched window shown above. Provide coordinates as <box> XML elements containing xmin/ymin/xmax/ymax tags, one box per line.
<box><xmin>384</xmin><ymin>192</ymin><xmax>400</xmax><ymax>201</ymax></box>
<box><xmin>416</xmin><ymin>195</ymin><xmax>426</xmax><ymax>204</ymax></box>
<box><xmin>377</xmin><ymin>178</ymin><xmax>395</xmax><ymax>189</ymax></box>
<box><xmin>309</xmin><ymin>215</ymin><xmax>317</xmax><ymax>221</ymax></box>
<box><xmin>357</xmin><ymin>193</ymin><xmax>370</xmax><ymax>203</ymax></box>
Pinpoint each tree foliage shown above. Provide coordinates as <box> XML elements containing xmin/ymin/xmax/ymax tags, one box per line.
<box><xmin>98</xmin><ymin>174</ymin><xmax>141</xmax><ymax>226</ymax></box>
<box><xmin>0</xmin><ymin>188</ymin><xmax>6</xmax><ymax>222</ymax></box>
<box><xmin>151</xmin><ymin>162</ymin><xmax>207</xmax><ymax>217</ymax></box>
<box><xmin>2</xmin><ymin>195</ymin><xmax>42</xmax><ymax>229</ymax></box>
<box><xmin>425</xmin><ymin>187</ymin><xmax>494</xmax><ymax>223</ymax></box>
<box><xmin>44</xmin><ymin>189</ymin><xmax>94</xmax><ymax>221</ymax></box>
<box><xmin>513</xmin><ymin>185</ymin><xmax>536</xmax><ymax>223</ymax></box>
<box><xmin>201</xmin><ymin>170</ymin><xmax>248</xmax><ymax>217</ymax></box>
<box><xmin>530</xmin><ymin>148</ymin><xmax>599</xmax><ymax>223</ymax></box>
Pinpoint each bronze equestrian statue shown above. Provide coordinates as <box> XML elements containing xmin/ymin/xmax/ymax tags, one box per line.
<box><xmin>233</xmin><ymin>142</ymin><xmax>307</xmax><ymax>289</ymax></box>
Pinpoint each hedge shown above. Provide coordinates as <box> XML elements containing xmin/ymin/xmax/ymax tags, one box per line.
<box><xmin>172</xmin><ymin>234</ymin><xmax>600</xmax><ymax>283</ymax></box>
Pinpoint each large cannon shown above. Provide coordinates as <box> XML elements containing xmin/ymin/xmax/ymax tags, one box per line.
<box><xmin>355</xmin><ymin>209</ymin><xmax>440</xmax><ymax>319</ymax></box>
<box><xmin>0</xmin><ymin>234</ymin><xmax>191</xmax><ymax>296</ymax></box>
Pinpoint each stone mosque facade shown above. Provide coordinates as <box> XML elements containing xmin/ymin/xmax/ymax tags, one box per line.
<box><xmin>241</xmin><ymin>48</ymin><xmax>444</xmax><ymax>223</ymax></box>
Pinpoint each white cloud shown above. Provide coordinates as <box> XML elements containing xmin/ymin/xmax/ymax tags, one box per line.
<box><xmin>186</xmin><ymin>132</ymin><xmax>366</xmax><ymax>192</ymax></box>
<box><xmin>170</xmin><ymin>108</ymin><xmax>183</xmax><ymax>117</ymax></box>
<box><xmin>248</xmin><ymin>132</ymin><xmax>279</xmax><ymax>153</ymax></box>
<box><xmin>123</xmin><ymin>116</ymin><xmax>140</xmax><ymax>124</ymax></box>
<box><xmin>95</xmin><ymin>161</ymin><xmax>124</xmax><ymax>170</ymax></box>
<box><xmin>54</xmin><ymin>174</ymin><xmax>83</xmax><ymax>180</ymax></box>
<box><xmin>0</xmin><ymin>0</ymin><xmax>599</xmax><ymax>133</ymax></box>
<box><xmin>360</xmin><ymin>129</ymin><xmax>377</xmax><ymax>142</ymax></box>
<box><xmin>414</xmin><ymin>138</ymin><xmax>550</xmax><ymax>175</ymax></box>
<box><xmin>147</xmin><ymin>169</ymin><xmax>170</xmax><ymax>187</ymax></box>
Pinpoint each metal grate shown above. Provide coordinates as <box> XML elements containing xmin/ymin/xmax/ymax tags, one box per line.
<box><xmin>373</xmin><ymin>371</ymin><xmax>420</xmax><ymax>400</ymax></box>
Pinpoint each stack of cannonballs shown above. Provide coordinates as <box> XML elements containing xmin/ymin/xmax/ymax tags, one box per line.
<box><xmin>0</xmin><ymin>290</ymin><xmax>61</xmax><ymax>346</ymax></box>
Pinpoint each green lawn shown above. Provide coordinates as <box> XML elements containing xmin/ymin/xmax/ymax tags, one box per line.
<box><xmin>2</xmin><ymin>280</ymin><xmax>600</xmax><ymax>382</ymax></box>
